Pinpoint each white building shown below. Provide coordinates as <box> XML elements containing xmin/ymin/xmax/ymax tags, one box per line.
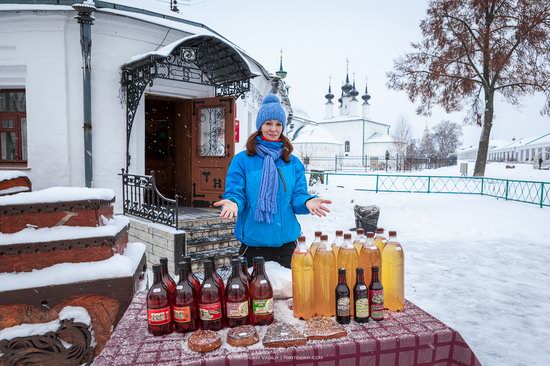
<box><xmin>0</xmin><ymin>1</ymin><xmax>287</xmax><ymax>211</ymax></box>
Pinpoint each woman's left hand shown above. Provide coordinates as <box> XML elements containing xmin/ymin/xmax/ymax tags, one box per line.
<box><xmin>306</xmin><ymin>198</ymin><xmax>332</xmax><ymax>217</ymax></box>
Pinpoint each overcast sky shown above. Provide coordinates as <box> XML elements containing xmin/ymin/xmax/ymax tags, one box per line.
<box><xmin>177</xmin><ymin>0</ymin><xmax>550</xmax><ymax>146</ymax></box>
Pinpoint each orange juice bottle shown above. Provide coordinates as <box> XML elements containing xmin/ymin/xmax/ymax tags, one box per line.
<box><xmin>313</xmin><ymin>234</ymin><xmax>336</xmax><ymax>316</ymax></box>
<box><xmin>309</xmin><ymin>231</ymin><xmax>322</xmax><ymax>258</ymax></box>
<box><xmin>337</xmin><ymin>233</ymin><xmax>358</xmax><ymax>316</ymax></box>
<box><xmin>291</xmin><ymin>235</ymin><xmax>314</xmax><ymax>319</ymax></box>
<box><xmin>381</xmin><ymin>231</ymin><xmax>404</xmax><ymax>311</ymax></box>
<box><xmin>331</xmin><ymin>230</ymin><xmax>344</xmax><ymax>258</ymax></box>
<box><xmin>353</xmin><ymin>228</ymin><xmax>367</xmax><ymax>254</ymax></box>
<box><xmin>359</xmin><ymin>232</ymin><xmax>381</xmax><ymax>286</ymax></box>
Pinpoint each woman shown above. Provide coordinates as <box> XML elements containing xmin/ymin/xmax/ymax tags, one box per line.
<box><xmin>213</xmin><ymin>94</ymin><xmax>331</xmax><ymax>268</ymax></box>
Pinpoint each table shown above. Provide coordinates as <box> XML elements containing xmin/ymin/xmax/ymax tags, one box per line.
<box><xmin>93</xmin><ymin>292</ymin><xmax>481</xmax><ymax>366</ymax></box>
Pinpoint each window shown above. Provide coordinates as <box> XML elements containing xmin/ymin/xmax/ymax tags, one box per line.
<box><xmin>0</xmin><ymin>90</ymin><xmax>27</xmax><ymax>166</ymax></box>
<box><xmin>344</xmin><ymin>140</ymin><xmax>350</xmax><ymax>153</ymax></box>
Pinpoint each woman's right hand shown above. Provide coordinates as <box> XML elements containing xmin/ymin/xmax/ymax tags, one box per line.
<box><xmin>213</xmin><ymin>199</ymin><xmax>238</xmax><ymax>219</ymax></box>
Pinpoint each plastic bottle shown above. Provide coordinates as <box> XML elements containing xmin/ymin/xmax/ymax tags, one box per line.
<box><xmin>173</xmin><ymin>262</ymin><xmax>198</xmax><ymax>333</ymax></box>
<box><xmin>381</xmin><ymin>230</ymin><xmax>405</xmax><ymax>311</ymax></box>
<box><xmin>249</xmin><ymin>257</ymin><xmax>274</xmax><ymax>325</ymax></box>
<box><xmin>359</xmin><ymin>232</ymin><xmax>381</xmax><ymax>286</ymax></box>
<box><xmin>291</xmin><ymin>235</ymin><xmax>314</xmax><ymax>319</ymax></box>
<box><xmin>147</xmin><ymin>264</ymin><xmax>173</xmax><ymax>336</ymax></box>
<box><xmin>374</xmin><ymin>228</ymin><xmax>387</xmax><ymax>254</ymax></box>
<box><xmin>353</xmin><ymin>228</ymin><xmax>367</xmax><ymax>254</ymax></box>
<box><xmin>309</xmin><ymin>231</ymin><xmax>323</xmax><ymax>258</ymax></box>
<box><xmin>182</xmin><ymin>256</ymin><xmax>201</xmax><ymax>298</ymax></box>
<box><xmin>198</xmin><ymin>259</ymin><xmax>223</xmax><ymax>330</ymax></box>
<box><xmin>225</xmin><ymin>259</ymin><xmax>249</xmax><ymax>327</ymax></box>
<box><xmin>160</xmin><ymin>257</ymin><xmax>176</xmax><ymax>305</ymax></box>
<box><xmin>337</xmin><ymin>233</ymin><xmax>358</xmax><ymax>316</ymax></box>
<box><xmin>313</xmin><ymin>234</ymin><xmax>336</xmax><ymax>316</ymax></box>
<box><xmin>331</xmin><ymin>230</ymin><xmax>344</xmax><ymax>258</ymax></box>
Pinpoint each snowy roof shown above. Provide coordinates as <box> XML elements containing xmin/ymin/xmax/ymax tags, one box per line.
<box><xmin>0</xmin><ymin>170</ymin><xmax>28</xmax><ymax>182</ymax></box>
<box><xmin>457</xmin><ymin>139</ymin><xmax>508</xmax><ymax>154</ymax></box>
<box><xmin>321</xmin><ymin>115</ymin><xmax>390</xmax><ymax>127</ymax></box>
<box><xmin>526</xmin><ymin>132</ymin><xmax>550</xmax><ymax>147</ymax></box>
<box><xmin>364</xmin><ymin>132</ymin><xmax>397</xmax><ymax>144</ymax></box>
<box><xmin>292</xmin><ymin>124</ymin><xmax>342</xmax><ymax>145</ymax></box>
<box><xmin>0</xmin><ymin>187</ymin><xmax>115</xmax><ymax>206</ymax></box>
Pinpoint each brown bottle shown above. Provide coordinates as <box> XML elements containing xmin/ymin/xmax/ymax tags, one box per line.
<box><xmin>240</xmin><ymin>256</ymin><xmax>251</xmax><ymax>284</ymax></box>
<box><xmin>335</xmin><ymin>268</ymin><xmax>350</xmax><ymax>324</ymax></box>
<box><xmin>354</xmin><ymin>267</ymin><xmax>369</xmax><ymax>323</ymax></box>
<box><xmin>160</xmin><ymin>257</ymin><xmax>176</xmax><ymax>305</ymax></box>
<box><xmin>147</xmin><ymin>264</ymin><xmax>173</xmax><ymax>336</ymax></box>
<box><xmin>208</xmin><ymin>256</ymin><xmax>226</xmax><ymax>325</ymax></box>
<box><xmin>173</xmin><ymin>262</ymin><xmax>198</xmax><ymax>333</ymax></box>
<box><xmin>249</xmin><ymin>257</ymin><xmax>274</xmax><ymax>325</ymax></box>
<box><xmin>182</xmin><ymin>256</ymin><xmax>201</xmax><ymax>298</ymax></box>
<box><xmin>225</xmin><ymin>259</ymin><xmax>249</xmax><ymax>327</ymax></box>
<box><xmin>199</xmin><ymin>260</ymin><xmax>223</xmax><ymax>330</ymax></box>
<box><xmin>369</xmin><ymin>266</ymin><xmax>385</xmax><ymax>321</ymax></box>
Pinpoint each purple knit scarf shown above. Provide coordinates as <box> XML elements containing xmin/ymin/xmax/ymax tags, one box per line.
<box><xmin>254</xmin><ymin>137</ymin><xmax>283</xmax><ymax>223</ymax></box>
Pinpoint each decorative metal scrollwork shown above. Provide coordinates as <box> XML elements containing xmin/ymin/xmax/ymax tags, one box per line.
<box><xmin>199</xmin><ymin>107</ymin><xmax>225</xmax><ymax>157</ymax></box>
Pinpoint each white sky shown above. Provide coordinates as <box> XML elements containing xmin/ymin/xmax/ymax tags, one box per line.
<box><xmin>177</xmin><ymin>0</ymin><xmax>550</xmax><ymax>146</ymax></box>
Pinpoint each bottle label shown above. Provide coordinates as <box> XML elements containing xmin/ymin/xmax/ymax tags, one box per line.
<box><xmin>355</xmin><ymin>298</ymin><xmax>369</xmax><ymax>318</ymax></box>
<box><xmin>173</xmin><ymin>306</ymin><xmax>191</xmax><ymax>323</ymax></box>
<box><xmin>227</xmin><ymin>301</ymin><xmax>249</xmax><ymax>318</ymax></box>
<box><xmin>370</xmin><ymin>290</ymin><xmax>385</xmax><ymax>319</ymax></box>
<box><xmin>337</xmin><ymin>297</ymin><xmax>350</xmax><ymax>317</ymax></box>
<box><xmin>252</xmin><ymin>298</ymin><xmax>273</xmax><ymax>315</ymax></box>
<box><xmin>199</xmin><ymin>302</ymin><xmax>222</xmax><ymax>321</ymax></box>
<box><xmin>147</xmin><ymin>307</ymin><xmax>171</xmax><ymax>325</ymax></box>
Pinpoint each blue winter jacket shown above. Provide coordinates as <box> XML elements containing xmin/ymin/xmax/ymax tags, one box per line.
<box><xmin>223</xmin><ymin>151</ymin><xmax>315</xmax><ymax>247</ymax></box>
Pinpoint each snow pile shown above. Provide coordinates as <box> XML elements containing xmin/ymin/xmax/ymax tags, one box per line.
<box><xmin>265</xmin><ymin>261</ymin><xmax>292</xmax><ymax>299</ymax></box>
<box><xmin>0</xmin><ymin>243</ymin><xmax>145</xmax><ymax>291</ymax></box>
<box><xmin>0</xmin><ymin>187</ymin><xmax>115</xmax><ymax>206</ymax></box>
<box><xmin>59</xmin><ymin>306</ymin><xmax>91</xmax><ymax>326</ymax></box>
<box><xmin>0</xmin><ymin>170</ymin><xmax>28</xmax><ymax>181</ymax></box>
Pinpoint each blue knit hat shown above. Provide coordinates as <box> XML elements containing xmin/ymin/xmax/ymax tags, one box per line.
<box><xmin>256</xmin><ymin>94</ymin><xmax>287</xmax><ymax>131</ymax></box>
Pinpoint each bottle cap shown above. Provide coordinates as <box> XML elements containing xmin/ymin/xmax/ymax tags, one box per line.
<box><xmin>356</xmin><ymin>267</ymin><xmax>364</xmax><ymax>274</ymax></box>
<box><xmin>344</xmin><ymin>233</ymin><xmax>352</xmax><ymax>240</ymax></box>
<box><xmin>314</xmin><ymin>231</ymin><xmax>322</xmax><ymax>236</ymax></box>
<box><xmin>357</xmin><ymin>228</ymin><xmax>365</xmax><ymax>234</ymax></box>
<box><xmin>160</xmin><ymin>257</ymin><xmax>168</xmax><ymax>265</ymax></box>
<box><xmin>336</xmin><ymin>230</ymin><xmax>343</xmax><ymax>236</ymax></box>
<box><xmin>388</xmin><ymin>230</ymin><xmax>397</xmax><ymax>237</ymax></box>
<box><xmin>366</xmin><ymin>232</ymin><xmax>375</xmax><ymax>238</ymax></box>
<box><xmin>376</xmin><ymin>228</ymin><xmax>384</xmax><ymax>234</ymax></box>
<box><xmin>338</xmin><ymin>268</ymin><xmax>346</xmax><ymax>275</ymax></box>
<box><xmin>372</xmin><ymin>266</ymin><xmax>379</xmax><ymax>272</ymax></box>
<box><xmin>152</xmin><ymin>264</ymin><xmax>161</xmax><ymax>273</ymax></box>
<box><xmin>320</xmin><ymin>234</ymin><xmax>329</xmax><ymax>241</ymax></box>
<box><xmin>253</xmin><ymin>256</ymin><xmax>265</xmax><ymax>264</ymax></box>
<box><xmin>298</xmin><ymin>235</ymin><xmax>306</xmax><ymax>243</ymax></box>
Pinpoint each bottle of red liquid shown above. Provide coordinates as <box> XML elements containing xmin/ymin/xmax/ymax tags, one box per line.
<box><xmin>249</xmin><ymin>257</ymin><xmax>274</xmax><ymax>325</ymax></box>
<box><xmin>240</xmin><ymin>256</ymin><xmax>251</xmax><ymax>285</ymax></box>
<box><xmin>208</xmin><ymin>256</ymin><xmax>226</xmax><ymax>325</ymax></box>
<box><xmin>369</xmin><ymin>266</ymin><xmax>385</xmax><ymax>321</ymax></box>
<box><xmin>173</xmin><ymin>262</ymin><xmax>198</xmax><ymax>333</ymax></box>
<box><xmin>182</xmin><ymin>256</ymin><xmax>201</xmax><ymax>297</ymax></box>
<box><xmin>160</xmin><ymin>257</ymin><xmax>176</xmax><ymax>304</ymax></box>
<box><xmin>225</xmin><ymin>259</ymin><xmax>249</xmax><ymax>327</ymax></box>
<box><xmin>147</xmin><ymin>264</ymin><xmax>173</xmax><ymax>336</ymax></box>
<box><xmin>199</xmin><ymin>259</ymin><xmax>223</xmax><ymax>330</ymax></box>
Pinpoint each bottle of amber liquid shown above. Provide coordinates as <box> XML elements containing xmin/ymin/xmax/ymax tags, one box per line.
<box><xmin>249</xmin><ymin>257</ymin><xmax>274</xmax><ymax>325</ymax></box>
<box><xmin>359</xmin><ymin>232</ymin><xmax>381</xmax><ymax>286</ymax></box>
<box><xmin>335</xmin><ymin>268</ymin><xmax>350</xmax><ymax>324</ymax></box>
<box><xmin>354</xmin><ymin>267</ymin><xmax>369</xmax><ymax>323</ymax></box>
<box><xmin>381</xmin><ymin>230</ymin><xmax>405</xmax><ymax>311</ymax></box>
<box><xmin>309</xmin><ymin>231</ymin><xmax>323</xmax><ymax>258</ymax></box>
<box><xmin>369</xmin><ymin>266</ymin><xmax>384</xmax><ymax>321</ymax></box>
<box><xmin>182</xmin><ymin>256</ymin><xmax>201</xmax><ymax>297</ymax></box>
<box><xmin>337</xmin><ymin>233</ymin><xmax>358</xmax><ymax>316</ymax></box>
<box><xmin>291</xmin><ymin>235</ymin><xmax>314</xmax><ymax>320</ymax></box>
<box><xmin>198</xmin><ymin>259</ymin><xmax>223</xmax><ymax>330</ymax></box>
<box><xmin>239</xmin><ymin>257</ymin><xmax>251</xmax><ymax>285</ymax></box>
<box><xmin>353</xmin><ymin>228</ymin><xmax>367</xmax><ymax>254</ymax></box>
<box><xmin>313</xmin><ymin>234</ymin><xmax>336</xmax><ymax>316</ymax></box>
<box><xmin>160</xmin><ymin>257</ymin><xmax>176</xmax><ymax>305</ymax></box>
<box><xmin>374</xmin><ymin>228</ymin><xmax>387</xmax><ymax>255</ymax></box>
<box><xmin>208</xmin><ymin>256</ymin><xmax>226</xmax><ymax>325</ymax></box>
<box><xmin>332</xmin><ymin>230</ymin><xmax>344</xmax><ymax>257</ymax></box>
<box><xmin>147</xmin><ymin>264</ymin><xmax>173</xmax><ymax>336</ymax></box>
<box><xmin>225</xmin><ymin>259</ymin><xmax>249</xmax><ymax>327</ymax></box>
<box><xmin>173</xmin><ymin>262</ymin><xmax>198</xmax><ymax>333</ymax></box>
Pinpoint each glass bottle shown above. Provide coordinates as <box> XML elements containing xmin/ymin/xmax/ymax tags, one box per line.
<box><xmin>331</xmin><ymin>230</ymin><xmax>344</xmax><ymax>257</ymax></box>
<box><xmin>309</xmin><ymin>231</ymin><xmax>323</xmax><ymax>258</ymax></box>
<box><xmin>240</xmin><ymin>256</ymin><xmax>251</xmax><ymax>285</ymax></box>
<box><xmin>182</xmin><ymin>256</ymin><xmax>201</xmax><ymax>298</ymax></box>
<box><xmin>173</xmin><ymin>262</ymin><xmax>198</xmax><ymax>333</ymax></box>
<box><xmin>369</xmin><ymin>266</ymin><xmax>384</xmax><ymax>321</ymax></box>
<box><xmin>335</xmin><ymin>268</ymin><xmax>350</xmax><ymax>324</ymax></box>
<box><xmin>313</xmin><ymin>234</ymin><xmax>336</xmax><ymax>316</ymax></box>
<box><xmin>353</xmin><ymin>228</ymin><xmax>367</xmax><ymax>254</ymax></box>
<box><xmin>147</xmin><ymin>264</ymin><xmax>172</xmax><ymax>336</ymax></box>
<box><xmin>359</xmin><ymin>232</ymin><xmax>381</xmax><ymax>286</ymax></box>
<box><xmin>249</xmin><ymin>257</ymin><xmax>274</xmax><ymax>325</ymax></box>
<box><xmin>198</xmin><ymin>259</ymin><xmax>223</xmax><ymax>330</ymax></box>
<box><xmin>160</xmin><ymin>257</ymin><xmax>176</xmax><ymax>305</ymax></box>
<box><xmin>225</xmin><ymin>259</ymin><xmax>249</xmax><ymax>327</ymax></box>
<box><xmin>337</xmin><ymin>233</ymin><xmax>358</xmax><ymax>316</ymax></box>
<box><xmin>208</xmin><ymin>256</ymin><xmax>226</xmax><ymax>325</ymax></box>
<box><xmin>354</xmin><ymin>267</ymin><xmax>369</xmax><ymax>323</ymax></box>
<box><xmin>291</xmin><ymin>235</ymin><xmax>314</xmax><ymax>320</ymax></box>
<box><xmin>381</xmin><ymin>230</ymin><xmax>405</xmax><ymax>311</ymax></box>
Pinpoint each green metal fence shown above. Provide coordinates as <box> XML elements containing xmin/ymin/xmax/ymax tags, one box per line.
<box><xmin>308</xmin><ymin>172</ymin><xmax>550</xmax><ymax>208</ymax></box>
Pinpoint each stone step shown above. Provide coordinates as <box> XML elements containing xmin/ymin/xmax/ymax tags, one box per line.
<box><xmin>189</xmin><ymin>245</ymin><xmax>240</xmax><ymax>272</ymax></box>
<box><xmin>186</xmin><ymin>234</ymin><xmax>240</xmax><ymax>255</ymax></box>
<box><xmin>178</xmin><ymin>216</ymin><xmax>236</xmax><ymax>230</ymax></box>
<box><xmin>184</xmin><ymin>221</ymin><xmax>235</xmax><ymax>240</ymax></box>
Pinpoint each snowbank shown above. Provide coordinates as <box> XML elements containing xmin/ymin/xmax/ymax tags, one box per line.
<box><xmin>0</xmin><ymin>187</ymin><xmax>115</xmax><ymax>206</ymax></box>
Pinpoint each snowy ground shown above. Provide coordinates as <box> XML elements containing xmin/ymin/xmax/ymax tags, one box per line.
<box><xmin>297</xmin><ymin>170</ymin><xmax>550</xmax><ymax>366</ymax></box>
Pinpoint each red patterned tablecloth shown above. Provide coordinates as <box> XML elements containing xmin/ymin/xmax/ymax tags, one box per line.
<box><xmin>93</xmin><ymin>292</ymin><xmax>481</xmax><ymax>366</ymax></box>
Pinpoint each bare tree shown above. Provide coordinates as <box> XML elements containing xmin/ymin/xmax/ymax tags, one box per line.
<box><xmin>432</xmin><ymin>120</ymin><xmax>463</xmax><ymax>158</ymax></box>
<box><xmin>387</xmin><ymin>0</ymin><xmax>550</xmax><ymax>176</ymax></box>
<box><xmin>391</xmin><ymin>117</ymin><xmax>413</xmax><ymax>159</ymax></box>
<box><xmin>419</xmin><ymin>128</ymin><xmax>436</xmax><ymax>157</ymax></box>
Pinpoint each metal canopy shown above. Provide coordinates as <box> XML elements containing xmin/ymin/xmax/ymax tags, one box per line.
<box><xmin>121</xmin><ymin>34</ymin><xmax>257</xmax><ymax>169</ymax></box>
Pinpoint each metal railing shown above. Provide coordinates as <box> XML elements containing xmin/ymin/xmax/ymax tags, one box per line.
<box><xmin>120</xmin><ymin>169</ymin><xmax>180</xmax><ymax>229</ymax></box>
<box><xmin>300</xmin><ymin>155</ymin><xmax>456</xmax><ymax>172</ymax></box>
<box><xmin>310</xmin><ymin>172</ymin><xmax>550</xmax><ymax>208</ymax></box>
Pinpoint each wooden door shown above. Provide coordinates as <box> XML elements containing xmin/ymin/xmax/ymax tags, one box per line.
<box><xmin>191</xmin><ymin>97</ymin><xmax>235</xmax><ymax>207</ymax></box>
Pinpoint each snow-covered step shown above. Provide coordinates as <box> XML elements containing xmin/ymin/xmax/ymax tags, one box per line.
<box><xmin>0</xmin><ymin>187</ymin><xmax>115</xmax><ymax>234</ymax></box>
<box><xmin>0</xmin><ymin>170</ymin><xmax>31</xmax><ymax>197</ymax></box>
<box><xmin>0</xmin><ymin>216</ymin><xmax>129</xmax><ymax>273</ymax></box>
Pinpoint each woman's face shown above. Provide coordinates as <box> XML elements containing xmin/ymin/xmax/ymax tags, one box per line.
<box><xmin>260</xmin><ymin>120</ymin><xmax>283</xmax><ymax>141</ymax></box>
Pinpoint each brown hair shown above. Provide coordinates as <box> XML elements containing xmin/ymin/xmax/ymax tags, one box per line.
<box><xmin>245</xmin><ymin>131</ymin><xmax>293</xmax><ymax>162</ymax></box>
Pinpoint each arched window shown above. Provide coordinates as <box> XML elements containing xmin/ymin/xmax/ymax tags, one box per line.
<box><xmin>344</xmin><ymin>140</ymin><xmax>350</xmax><ymax>153</ymax></box>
